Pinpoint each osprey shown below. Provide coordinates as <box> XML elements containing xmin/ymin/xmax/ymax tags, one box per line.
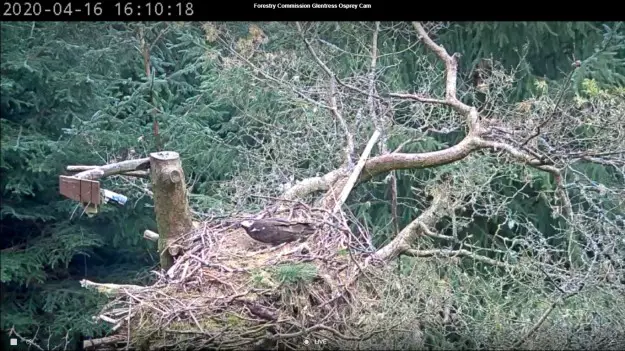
<box><xmin>239</xmin><ymin>219</ymin><xmax>316</xmax><ymax>245</ymax></box>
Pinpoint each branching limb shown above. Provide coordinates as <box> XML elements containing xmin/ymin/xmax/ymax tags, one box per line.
<box><xmin>8</xmin><ymin>327</ymin><xmax>44</xmax><ymax>351</ymax></box>
<box><xmin>410</xmin><ymin>22</ymin><xmax>478</xmax><ymax>130</ymax></box>
<box><xmin>285</xmin><ymin>133</ymin><xmax>481</xmax><ymax>202</ymax></box>
<box><xmin>473</xmin><ymin>138</ymin><xmax>573</xmax><ymax>219</ymax></box>
<box><xmin>374</xmin><ymin>186</ymin><xmax>450</xmax><ymax>261</ymax></box>
<box><xmin>360</xmin><ymin>136</ymin><xmax>479</xmax><ymax>181</ymax></box>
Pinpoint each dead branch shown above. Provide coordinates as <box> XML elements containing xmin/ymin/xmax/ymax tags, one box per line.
<box><xmin>71</xmin><ymin>158</ymin><xmax>150</xmax><ymax>180</ymax></box>
<box><xmin>285</xmin><ymin>135</ymin><xmax>482</xmax><ymax>203</ymax></box>
<box><xmin>83</xmin><ymin>335</ymin><xmax>126</xmax><ymax>349</ymax></box>
<box><xmin>410</xmin><ymin>22</ymin><xmax>478</xmax><ymax>129</ymax></box>
<box><xmin>297</xmin><ymin>21</ymin><xmax>355</xmax><ymax>165</ymax></box>
<box><xmin>97</xmin><ymin>314</ymin><xmax>119</xmax><ymax>324</ymax></box>
<box><xmin>67</xmin><ymin>165</ymin><xmax>149</xmax><ymax>178</ymax></box>
<box><xmin>331</xmin><ymin>130</ymin><xmax>381</xmax><ymax>213</ymax></box>
<box><xmin>374</xmin><ymin>186</ymin><xmax>450</xmax><ymax>261</ymax></box>
<box><xmin>80</xmin><ymin>279</ymin><xmax>148</xmax><ymax>295</ymax></box>
<box><xmin>403</xmin><ymin>248</ymin><xmax>515</xmax><ymax>270</ymax></box>
<box><xmin>8</xmin><ymin>327</ymin><xmax>44</xmax><ymax>351</ymax></box>
<box><xmin>280</xmin><ymin>168</ymin><xmax>346</xmax><ymax>201</ymax></box>
<box><xmin>361</xmin><ymin>136</ymin><xmax>479</xmax><ymax>181</ymax></box>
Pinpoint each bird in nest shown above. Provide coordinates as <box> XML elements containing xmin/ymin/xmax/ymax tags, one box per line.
<box><xmin>239</xmin><ymin>218</ymin><xmax>316</xmax><ymax>245</ymax></box>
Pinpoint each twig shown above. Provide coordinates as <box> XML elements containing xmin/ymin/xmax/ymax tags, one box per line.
<box><xmin>296</xmin><ymin>21</ymin><xmax>355</xmax><ymax>164</ymax></box>
<box><xmin>8</xmin><ymin>327</ymin><xmax>44</xmax><ymax>351</ymax></box>
<box><xmin>125</xmin><ymin>302</ymin><xmax>131</xmax><ymax>351</ymax></box>
<box><xmin>403</xmin><ymin>248</ymin><xmax>514</xmax><ymax>270</ymax></box>
<box><xmin>521</xmin><ymin>67</ymin><xmax>577</xmax><ymax>147</ymax></box>
<box><xmin>512</xmin><ymin>287</ymin><xmax>582</xmax><ymax>348</ymax></box>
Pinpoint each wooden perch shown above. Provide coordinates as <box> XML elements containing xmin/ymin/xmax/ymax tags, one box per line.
<box><xmin>60</xmin><ymin>159</ymin><xmax>149</xmax><ymax>209</ymax></box>
<box><xmin>143</xmin><ymin>229</ymin><xmax>160</xmax><ymax>242</ymax></box>
<box><xmin>70</xmin><ymin>157</ymin><xmax>150</xmax><ymax>180</ymax></box>
<box><xmin>67</xmin><ymin>165</ymin><xmax>149</xmax><ymax>178</ymax></box>
<box><xmin>149</xmin><ymin>151</ymin><xmax>193</xmax><ymax>270</ymax></box>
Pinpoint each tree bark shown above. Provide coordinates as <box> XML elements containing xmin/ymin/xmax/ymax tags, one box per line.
<box><xmin>149</xmin><ymin>151</ymin><xmax>193</xmax><ymax>270</ymax></box>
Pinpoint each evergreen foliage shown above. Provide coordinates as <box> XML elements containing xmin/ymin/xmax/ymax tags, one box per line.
<box><xmin>1</xmin><ymin>21</ymin><xmax>623</xmax><ymax>348</ymax></box>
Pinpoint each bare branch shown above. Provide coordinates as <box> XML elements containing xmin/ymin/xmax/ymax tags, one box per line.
<box><xmin>286</xmin><ymin>135</ymin><xmax>482</xmax><ymax>202</ymax></box>
<box><xmin>512</xmin><ymin>286</ymin><xmax>583</xmax><ymax>348</ymax></box>
<box><xmin>473</xmin><ymin>137</ymin><xmax>573</xmax><ymax>219</ymax></box>
<box><xmin>70</xmin><ymin>158</ymin><xmax>150</xmax><ymax>180</ymax></box>
<box><xmin>8</xmin><ymin>327</ymin><xmax>44</xmax><ymax>351</ymax></box>
<box><xmin>332</xmin><ymin>130</ymin><xmax>381</xmax><ymax>213</ymax></box>
<box><xmin>387</xmin><ymin>92</ymin><xmax>449</xmax><ymax>106</ymax></box>
<box><xmin>374</xmin><ymin>185</ymin><xmax>450</xmax><ymax>261</ymax></box>
<box><xmin>297</xmin><ymin>21</ymin><xmax>355</xmax><ymax>164</ymax></box>
<box><xmin>403</xmin><ymin>248</ymin><xmax>515</xmax><ymax>270</ymax></box>
<box><xmin>295</xmin><ymin>22</ymin><xmax>334</xmax><ymax>78</ymax></box>
<box><xmin>80</xmin><ymin>279</ymin><xmax>148</xmax><ymax>295</ymax></box>
<box><xmin>329</xmin><ymin>75</ymin><xmax>355</xmax><ymax>162</ymax></box>
<box><xmin>83</xmin><ymin>335</ymin><xmax>126</xmax><ymax>349</ymax></box>
<box><xmin>361</xmin><ymin>136</ymin><xmax>478</xmax><ymax>181</ymax></box>
<box><xmin>411</xmin><ymin>22</ymin><xmax>478</xmax><ymax>129</ymax></box>
<box><xmin>67</xmin><ymin>165</ymin><xmax>149</xmax><ymax>178</ymax></box>
<box><xmin>217</xmin><ymin>36</ymin><xmax>329</xmax><ymax>110</ymax></box>
<box><xmin>280</xmin><ymin>169</ymin><xmax>346</xmax><ymax>201</ymax></box>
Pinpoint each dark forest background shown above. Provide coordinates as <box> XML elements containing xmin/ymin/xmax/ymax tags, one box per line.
<box><xmin>1</xmin><ymin>21</ymin><xmax>624</xmax><ymax>348</ymax></box>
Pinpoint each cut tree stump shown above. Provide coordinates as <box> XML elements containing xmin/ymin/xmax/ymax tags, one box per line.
<box><xmin>149</xmin><ymin>151</ymin><xmax>193</xmax><ymax>270</ymax></box>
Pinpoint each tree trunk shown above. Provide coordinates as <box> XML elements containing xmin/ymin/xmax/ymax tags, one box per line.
<box><xmin>149</xmin><ymin>151</ymin><xmax>193</xmax><ymax>270</ymax></box>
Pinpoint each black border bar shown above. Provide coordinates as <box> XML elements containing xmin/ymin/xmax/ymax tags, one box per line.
<box><xmin>1</xmin><ymin>0</ymin><xmax>616</xmax><ymax>21</ymax></box>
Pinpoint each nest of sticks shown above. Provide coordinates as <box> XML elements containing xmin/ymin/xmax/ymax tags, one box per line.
<box><xmin>84</xmin><ymin>204</ymin><xmax>386</xmax><ymax>350</ymax></box>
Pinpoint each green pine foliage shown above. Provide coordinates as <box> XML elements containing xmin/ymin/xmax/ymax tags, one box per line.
<box><xmin>439</xmin><ymin>22</ymin><xmax>625</xmax><ymax>99</ymax></box>
<box><xmin>1</xmin><ymin>21</ymin><xmax>623</xmax><ymax>348</ymax></box>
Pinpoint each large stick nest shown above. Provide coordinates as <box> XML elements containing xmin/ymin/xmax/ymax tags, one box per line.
<box><xmin>90</xmin><ymin>205</ymin><xmax>387</xmax><ymax>350</ymax></box>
